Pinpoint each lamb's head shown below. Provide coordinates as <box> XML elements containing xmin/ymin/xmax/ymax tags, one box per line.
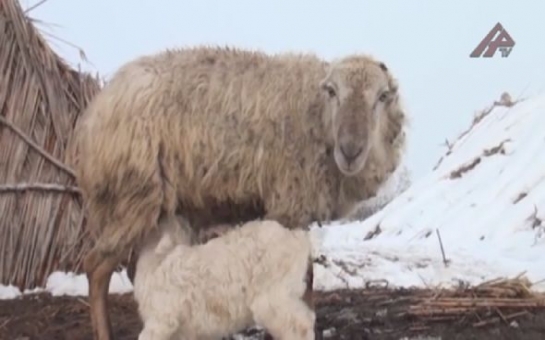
<box><xmin>320</xmin><ymin>55</ymin><xmax>401</xmax><ymax>176</ymax></box>
<box><xmin>155</xmin><ymin>215</ymin><xmax>196</xmax><ymax>250</ymax></box>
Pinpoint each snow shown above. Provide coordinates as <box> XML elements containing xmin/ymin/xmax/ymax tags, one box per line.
<box><xmin>0</xmin><ymin>270</ymin><xmax>133</xmax><ymax>300</ymax></box>
<box><xmin>0</xmin><ymin>285</ymin><xmax>22</xmax><ymax>300</ymax></box>
<box><xmin>348</xmin><ymin>160</ymin><xmax>412</xmax><ymax>221</ymax></box>
<box><xmin>312</xmin><ymin>91</ymin><xmax>545</xmax><ymax>292</ymax></box>
<box><xmin>2</xmin><ymin>92</ymin><xmax>545</xmax><ymax>299</ymax></box>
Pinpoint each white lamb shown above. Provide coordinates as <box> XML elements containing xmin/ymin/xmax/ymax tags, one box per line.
<box><xmin>133</xmin><ymin>217</ymin><xmax>316</xmax><ymax>340</ymax></box>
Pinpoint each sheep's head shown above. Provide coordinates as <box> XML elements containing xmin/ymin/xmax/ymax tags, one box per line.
<box><xmin>320</xmin><ymin>55</ymin><xmax>400</xmax><ymax>176</ymax></box>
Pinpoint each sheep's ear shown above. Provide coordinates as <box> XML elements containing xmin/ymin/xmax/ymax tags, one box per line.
<box><xmin>387</xmin><ymin>75</ymin><xmax>399</xmax><ymax>96</ymax></box>
<box><xmin>320</xmin><ymin>61</ymin><xmax>333</xmax><ymax>88</ymax></box>
<box><xmin>378</xmin><ymin>61</ymin><xmax>398</xmax><ymax>94</ymax></box>
<box><xmin>319</xmin><ymin>69</ymin><xmax>334</xmax><ymax>89</ymax></box>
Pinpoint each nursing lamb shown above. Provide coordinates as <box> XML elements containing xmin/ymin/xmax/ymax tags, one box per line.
<box><xmin>133</xmin><ymin>218</ymin><xmax>315</xmax><ymax>340</ymax></box>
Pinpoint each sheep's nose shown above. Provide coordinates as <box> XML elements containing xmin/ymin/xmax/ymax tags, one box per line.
<box><xmin>340</xmin><ymin>143</ymin><xmax>363</xmax><ymax>164</ymax></box>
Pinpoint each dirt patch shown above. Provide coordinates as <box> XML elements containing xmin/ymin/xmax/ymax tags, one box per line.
<box><xmin>1</xmin><ymin>285</ymin><xmax>545</xmax><ymax>340</ymax></box>
<box><xmin>314</xmin><ymin>288</ymin><xmax>545</xmax><ymax>340</ymax></box>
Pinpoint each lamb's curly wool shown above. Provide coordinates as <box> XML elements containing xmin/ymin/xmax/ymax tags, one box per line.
<box><xmin>126</xmin><ymin>220</ymin><xmax>236</xmax><ymax>283</ymax></box>
<box><xmin>133</xmin><ymin>219</ymin><xmax>315</xmax><ymax>340</ymax></box>
<box><xmin>68</xmin><ymin>45</ymin><xmax>407</xmax><ymax>339</ymax></box>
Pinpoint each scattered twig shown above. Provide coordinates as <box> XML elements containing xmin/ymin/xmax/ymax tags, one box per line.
<box><xmin>495</xmin><ymin>307</ymin><xmax>509</xmax><ymax>325</ymax></box>
<box><xmin>332</xmin><ymin>259</ymin><xmax>358</xmax><ymax>276</ymax></box>
<box><xmin>432</xmin><ymin>156</ymin><xmax>444</xmax><ymax>171</ymax></box>
<box><xmin>513</xmin><ymin>192</ymin><xmax>528</xmax><ymax>204</ymax></box>
<box><xmin>483</xmin><ymin>139</ymin><xmax>511</xmax><ymax>156</ymax></box>
<box><xmin>313</xmin><ymin>255</ymin><xmax>328</xmax><ymax>267</ymax></box>
<box><xmin>0</xmin><ymin>183</ymin><xmax>81</xmax><ymax>195</ymax></box>
<box><xmin>473</xmin><ymin>310</ymin><xmax>529</xmax><ymax>328</ymax></box>
<box><xmin>0</xmin><ymin>115</ymin><xmax>77</xmax><ymax>179</ymax></box>
<box><xmin>448</xmin><ymin>157</ymin><xmax>481</xmax><ymax>179</ymax></box>
<box><xmin>363</xmin><ymin>224</ymin><xmax>382</xmax><ymax>241</ymax></box>
<box><xmin>23</xmin><ymin>0</ymin><xmax>49</xmax><ymax>13</ymax></box>
<box><xmin>436</xmin><ymin>229</ymin><xmax>450</xmax><ymax>267</ymax></box>
<box><xmin>0</xmin><ymin>317</ymin><xmax>11</xmax><ymax>330</ymax></box>
<box><xmin>442</xmin><ymin>138</ymin><xmax>453</xmax><ymax>152</ymax></box>
<box><xmin>38</xmin><ymin>29</ymin><xmax>91</xmax><ymax>65</ymax></box>
<box><xmin>416</xmin><ymin>297</ymin><xmax>545</xmax><ymax>308</ymax></box>
<box><xmin>529</xmin><ymin>205</ymin><xmax>542</xmax><ymax>229</ymax></box>
<box><xmin>529</xmin><ymin>205</ymin><xmax>544</xmax><ymax>244</ymax></box>
<box><xmin>447</xmin><ymin>139</ymin><xmax>511</xmax><ymax>180</ymax></box>
<box><xmin>76</xmin><ymin>298</ymin><xmax>90</xmax><ymax>308</ymax></box>
<box><xmin>472</xmin><ymin>316</ymin><xmax>501</xmax><ymax>328</ymax></box>
<box><xmin>433</xmin><ymin>91</ymin><xmax>520</xmax><ymax>172</ymax></box>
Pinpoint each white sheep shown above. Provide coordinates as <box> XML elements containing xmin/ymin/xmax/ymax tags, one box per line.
<box><xmin>133</xmin><ymin>218</ymin><xmax>315</xmax><ymax>340</ymax></box>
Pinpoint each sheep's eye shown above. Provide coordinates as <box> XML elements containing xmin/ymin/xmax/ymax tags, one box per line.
<box><xmin>324</xmin><ymin>85</ymin><xmax>336</xmax><ymax>98</ymax></box>
<box><xmin>378</xmin><ymin>91</ymin><xmax>389</xmax><ymax>103</ymax></box>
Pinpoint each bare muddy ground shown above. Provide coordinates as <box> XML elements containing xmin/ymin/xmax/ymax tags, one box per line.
<box><xmin>1</xmin><ymin>283</ymin><xmax>545</xmax><ymax>340</ymax></box>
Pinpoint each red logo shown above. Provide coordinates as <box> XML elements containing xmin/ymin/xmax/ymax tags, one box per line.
<box><xmin>470</xmin><ymin>22</ymin><xmax>515</xmax><ymax>58</ymax></box>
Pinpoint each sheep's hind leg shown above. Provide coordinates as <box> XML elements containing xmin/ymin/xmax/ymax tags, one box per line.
<box><xmin>84</xmin><ymin>247</ymin><xmax>123</xmax><ymax>340</ymax></box>
<box><xmin>85</xmin><ymin>200</ymin><xmax>164</xmax><ymax>340</ymax></box>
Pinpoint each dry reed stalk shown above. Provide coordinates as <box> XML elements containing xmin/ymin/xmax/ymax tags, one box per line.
<box><xmin>402</xmin><ymin>276</ymin><xmax>545</xmax><ymax>328</ymax></box>
<box><xmin>408</xmin><ymin>307</ymin><xmax>473</xmax><ymax>316</ymax></box>
<box><xmin>0</xmin><ymin>0</ymin><xmax>100</xmax><ymax>290</ymax></box>
<box><xmin>421</xmin><ymin>297</ymin><xmax>545</xmax><ymax>308</ymax></box>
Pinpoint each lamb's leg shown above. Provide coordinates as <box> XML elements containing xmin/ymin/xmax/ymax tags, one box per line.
<box><xmin>138</xmin><ymin>318</ymin><xmax>180</xmax><ymax>340</ymax></box>
<box><xmin>302</xmin><ymin>259</ymin><xmax>314</xmax><ymax>310</ymax></box>
<box><xmin>302</xmin><ymin>261</ymin><xmax>318</xmax><ymax>340</ymax></box>
<box><xmin>251</xmin><ymin>295</ymin><xmax>316</xmax><ymax>340</ymax></box>
<box><xmin>260</xmin><ymin>213</ymin><xmax>316</xmax><ymax>338</ymax></box>
<box><xmin>263</xmin><ymin>188</ymin><xmax>319</xmax><ymax>332</ymax></box>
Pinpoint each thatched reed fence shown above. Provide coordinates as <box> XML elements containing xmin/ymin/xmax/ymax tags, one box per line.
<box><xmin>0</xmin><ymin>0</ymin><xmax>101</xmax><ymax>290</ymax></box>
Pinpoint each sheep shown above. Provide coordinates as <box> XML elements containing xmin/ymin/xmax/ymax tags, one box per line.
<box><xmin>68</xmin><ymin>45</ymin><xmax>407</xmax><ymax>339</ymax></box>
<box><xmin>133</xmin><ymin>218</ymin><xmax>315</xmax><ymax>340</ymax></box>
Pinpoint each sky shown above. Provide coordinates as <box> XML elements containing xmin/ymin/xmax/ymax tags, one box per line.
<box><xmin>21</xmin><ymin>0</ymin><xmax>545</xmax><ymax>180</ymax></box>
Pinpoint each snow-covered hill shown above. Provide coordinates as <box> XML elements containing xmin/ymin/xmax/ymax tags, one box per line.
<box><xmin>2</xmin><ymin>92</ymin><xmax>545</xmax><ymax>299</ymax></box>
<box><xmin>313</xmin><ymin>92</ymin><xmax>545</xmax><ymax>292</ymax></box>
